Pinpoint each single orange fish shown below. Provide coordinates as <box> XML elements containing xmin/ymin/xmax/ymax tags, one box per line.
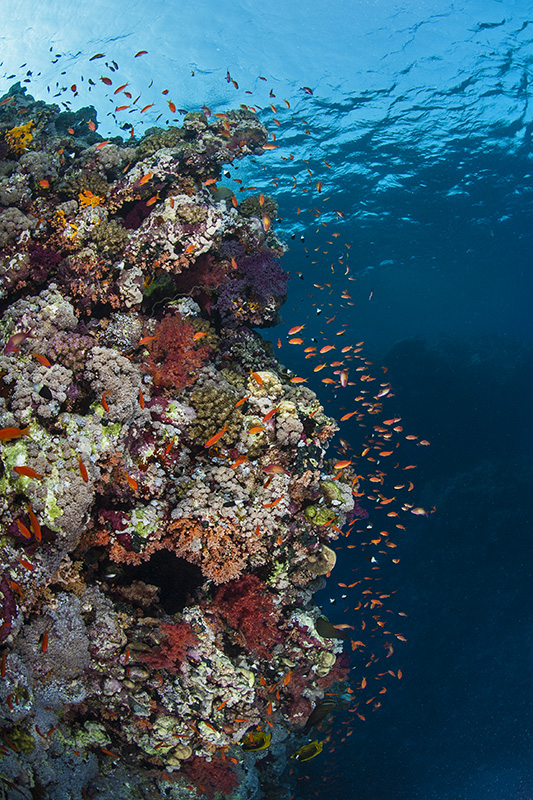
<box><xmin>41</xmin><ymin>630</ymin><xmax>49</xmax><ymax>653</ymax></box>
<box><xmin>135</xmin><ymin>50</ymin><xmax>148</xmax><ymax>57</ymax></box>
<box><xmin>101</xmin><ymin>391</ymin><xmax>110</xmax><ymax>412</ymax></box>
<box><xmin>288</xmin><ymin>325</ymin><xmax>305</xmax><ymax>335</ymax></box>
<box><xmin>204</xmin><ymin>424</ymin><xmax>228</xmax><ymax>448</ymax></box>
<box><xmin>262</xmin><ymin>215</ymin><xmax>271</xmax><ymax>232</ymax></box>
<box><xmin>184</xmin><ymin>243</ymin><xmax>196</xmax><ymax>254</ymax></box>
<box><xmin>262</xmin><ymin>464</ymin><xmax>289</xmax><ymax>475</ymax></box>
<box><xmin>141</xmin><ymin>104</ymin><xmax>155</xmax><ymax>113</ymax></box>
<box><xmin>262</xmin><ymin>407</ymin><xmax>280</xmax><ymax>422</ymax></box>
<box><xmin>17</xmin><ymin>558</ymin><xmax>34</xmax><ymax>571</ymax></box>
<box><xmin>138</xmin><ymin>389</ymin><xmax>145</xmax><ymax>409</ymax></box>
<box><xmin>8</xmin><ymin>579</ymin><xmax>23</xmax><ymax>597</ymax></box>
<box><xmin>248</xmin><ymin>426</ymin><xmax>265</xmax><ymax>435</ymax></box>
<box><xmin>288</xmin><ymin>337</ymin><xmax>303</xmax><ymax>345</ymax></box>
<box><xmin>15</xmin><ymin>519</ymin><xmax>32</xmax><ymax>539</ymax></box>
<box><xmin>230</xmin><ymin>455</ymin><xmax>248</xmax><ymax>468</ymax></box>
<box><xmin>290</xmin><ymin>376</ymin><xmax>307</xmax><ymax>383</ymax></box>
<box><xmin>320</xmin><ymin>345</ymin><xmax>335</xmax><ymax>353</ymax></box>
<box><xmin>168</xmin><ymin>100</ymin><xmax>176</xmax><ymax>113</ymax></box>
<box><xmin>115</xmin><ymin>105</ymin><xmax>131</xmax><ymax>112</ymax></box>
<box><xmin>126</xmin><ymin>474</ymin><xmax>138</xmax><ymax>491</ymax></box>
<box><xmin>114</xmin><ymin>83</ymin><xmax>128</xmax><ymax>94</ymax></box>
<box><xmin>87</xmin><ymin>120</ymin><xmax>96</xmax><ymax>132</ymax></box>
<box><xmin>192</xmin><ymin>331</ymin><xmax>207</xmax><ymax>341</ymax></box>
<box><xmin>32</xmin><ymin>354</ymin><xmax>51</xmax><ymax>368</ymax></box>
<box><xmin>282</xmin><ymin>671</ymin><xmax>292</xmax><ymax>686</ymax></box>
<box><xmin>0</xmin><ymin>426</ymin><xmax>30</xmax><ymax>441</ymax></box>
<box><xmin>146</xmin><ymin>194</ymin><xmax>159</xmax><ymax>206</ymax></box>
<box><xmin>100</xmin><ymin>76</ymin><xmax>112</xmax><ymax>86</ymax></box>
<box><xmin>101</xmin><ymin>748</ymin><xmax>120</xmax><ymax>758</ymax></box>
<box><xmin>38</xmin><ymin>179</ymin><xmax>49</xmax><ymax>189</ymax></box>
<box><xmin>250</xmin><ymin>372</ymin><xmax>263</xmax><ymax>386</ymax></box>
<box><xmin>13</xmin><ymin>466</ymin><xmax>42</xmax><ymax>479</ymax></box>
<box><xmin>334</xmin><ymin>460</ymin><xmax>352</xmax><ymax>469</ymax></box>
<box><xmin>78</xmin><ymin>459</ymin><xmax>89</xmax><ymax>483</ymax></box>
<box><xmin>138</xmin><ymin>335</ymin><xmax>156</xmax><ymax>345</ymax></box>
<box><xmin>139</xmin><ymin>171</ymin><xmax>153</xmax><ymax>185</ymax></box>
<box><xmin>340</xmin><ymin>411</ymin><xmax>357</xmax><ymax>421</ymax></box>
<box><xmin>26</xmin><ymin>504</ymin><xmax>41</xmax><ymax>542</ymax></box>
<box><xmin>235</xmin><ymin>394</ymin><xmax>251</xmax><ymax>407</ymax></box>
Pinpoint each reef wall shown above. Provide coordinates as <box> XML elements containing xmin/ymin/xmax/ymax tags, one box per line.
<box><xmin>0</xmin><ymin>85</ymin><xmax>354</xmax><ymax>799</ymax></box>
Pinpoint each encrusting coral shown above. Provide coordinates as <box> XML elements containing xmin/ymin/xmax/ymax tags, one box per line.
<box><xmin>0</xmin><ymin>83</ymin><xmax>356</xmax><ymax>800</ymax></box>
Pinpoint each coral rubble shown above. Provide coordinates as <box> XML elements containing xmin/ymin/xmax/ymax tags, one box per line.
<box><xmin>0</xmin><ymin>84</ymin><xmax>354</xmax><ymax>799</ymax></box>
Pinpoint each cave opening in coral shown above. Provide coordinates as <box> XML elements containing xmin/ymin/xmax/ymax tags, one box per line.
<box><xmin>120</xmin><ymin>550</ymin><xmax>204</xmax><ymax>614</ymax></box>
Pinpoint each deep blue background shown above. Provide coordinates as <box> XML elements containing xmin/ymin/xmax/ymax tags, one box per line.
<box><xmin>3</xmin><ymin>2</ymin><xmax>533</xmax><ymax>798</ymax></box>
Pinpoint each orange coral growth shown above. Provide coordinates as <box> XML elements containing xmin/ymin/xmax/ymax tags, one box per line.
<box><xmin>167</xmin><ymin>517</ymin><xmax>250</xmax><ymax>584</ymax></box>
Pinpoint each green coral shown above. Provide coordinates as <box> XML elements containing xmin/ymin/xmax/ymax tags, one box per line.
<box><xmin>66</xmin><ymin>170</ymin><xmax>108</xmax><ymax>199</ymax></box>
<box><xmin>91</xmin><ymin>219</ymin><xmax>129</xmax><ymax>257</ymax></box>
<box><xmin>175</xmin><ymin>203</ymin><xmax>208</xmax><ymax>224</ymax></box>
<box><xmin>239</xmin><ymin>194</ymin><xmax>278</xmax><ymax>220</ymax></box>
<box><xmin>1</xmin><ymin>724</ymin><xmax>35</xmax><ymax>754</ymax></box>
<box><xmin>304</xmin><ymin>505</ymin><xmax>337</xmax><ymax>526</ymax></box>
<box><xmin>320</xmin><ymin>480</ymin><xmax>343</xmax><ymax>503</ymax></box>
<box><xmin>136</xmin><ymin>126</ymin><xmax>184</xmax><ymax>157</ymax></box>
<box><xmin>187</xmin><ymin>387</ymin><xmax>242</xmax><ymax>446</ymax></box>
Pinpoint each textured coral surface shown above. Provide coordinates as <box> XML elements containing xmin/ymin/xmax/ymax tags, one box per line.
<box><xmin>0</xmin><ymin>85</ymin><xmax>354</xmax><ymax>800</ymax></box>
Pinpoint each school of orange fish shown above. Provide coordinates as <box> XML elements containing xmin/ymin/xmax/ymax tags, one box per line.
<box><xmin>0</xmin><ymin>46</ymin><xmax>432</xmax><ymax>794</ymax></box>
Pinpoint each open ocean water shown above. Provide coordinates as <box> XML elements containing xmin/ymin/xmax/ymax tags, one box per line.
<box><xmin>2</xmin><ymin>1</ymin><xmax>533</xmax><ymax>798</ymax></box>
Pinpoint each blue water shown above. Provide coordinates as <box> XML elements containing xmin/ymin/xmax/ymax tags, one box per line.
<box><xmin>3</xmin><ymin>1</ymin><xmax>533</xmax><ymax>798</ymax></box>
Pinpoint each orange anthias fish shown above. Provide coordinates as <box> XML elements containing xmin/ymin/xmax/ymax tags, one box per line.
<box><xmin>262</xmin><ymin>464</ymin><xmax>290</xmax><ymax>476</ymax></box>
<box><xmin>126</xmin><ymin>474</ymin><xmax>138</xmax><ymax>491</ymax></box>
<box><xmin>262</xmin><ymin>406</ymin><xmax>280</xmax><ymax>422</ymax></box>
<box><xmin>32</xmin><ymin>354</ymin><xmax>51</xmax><ymax>367</ymax></box>
<box><xmin>334</xmin><ymin>460</ymin><xmax>352</xmax><ymax>469</ymax></box>
<box><xmin>15</xmin><ymin>519</ymin><xmax>32</xmax><ymax>539</ymax></box>
<box><xmin>26</xmin><ymin>504</ymin><xmax>41</xmax><ymax>542</ymax></box>
<box><xmin>78</xmin><ymin>459</ymin><xmax>89</xmax><ymax>483</ymax></box>
<box><xmin>0</xmin><ymin>426</ymin><xmax>30</xmax><ymax>441</ymax></box>
<box><xmin>204</xmin><ymin>424</ymin><xmax>228</xmax><ymax>448</ymax></box>
<box><xmin>13</xmin><ymin>466</ymin><xmax>42</xmax><ymax>479</ymax></box>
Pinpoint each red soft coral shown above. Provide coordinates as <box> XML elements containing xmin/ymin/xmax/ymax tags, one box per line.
<box><xmin>183</xmin><ymin>755</ymin><xmax>238</xmax><ymax>799</ymax></box>
<box><xmin>147</xmin><ymin>312</ymin><xmax>211</xmax><ymax>389</ymax></box>
<box><xmin>213</xmin><ymin>574</ymin><xmax>282</xmax><ymax>659</ymax></box>
<box><xmin>140</xmin><ymin>621</ymin><xmax>198</xmax><ymax>673</ymax></box>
